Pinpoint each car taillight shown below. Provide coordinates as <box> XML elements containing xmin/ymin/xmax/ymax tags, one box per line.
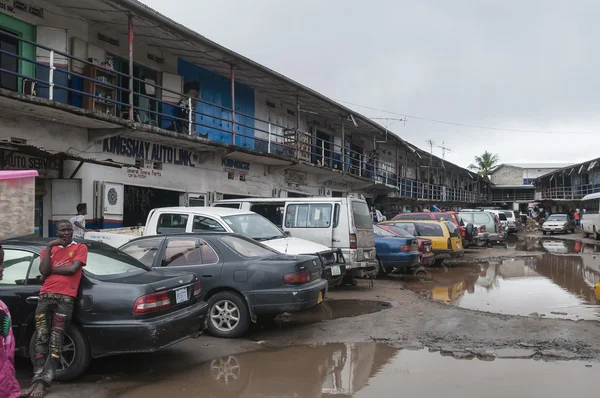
<box><xmin>400</xmin><ymin>245</ymin><xmax>412</xmax><ymax>251</ymax></box>
<box><xmin>350</xmin><ymin>234</ymin><xmax>357</xmax><ymax>249</ymax></box>
<box><xmin>478</xmin><ymin>226</ymin><xmax>486</xmax><ymax>233</ymax></box>
<box><xmin>133</xmin><ymin>291</ymin><xmax>171</xmax><ymax>314</ymax></box>
<box><xmin>283</xmin><ymin>270</ymin><xmax>311</xmax><ymax>285</ymax></box>
<box><xmin>447</xmin><ymin>238</ymin><xmax>452</xmax><ymax>249</ymax></box>
<box><xmin>426</xmin><ymin>244</ymin><xmax>432</xmax><ymax>253</ymax></box>
<box><xmin>193</xmin><ymin>281</ymin><xmax>201</xmax><ymax>297</ymax></box>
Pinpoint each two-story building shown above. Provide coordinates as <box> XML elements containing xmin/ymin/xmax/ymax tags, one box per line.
<box><xmin>534</xmin><ymin>157</ymin><xmax>600</xmax><ymax>206</ymax></box>
<box><xmin>490</xmin><ymin>163</ymin><xmax>571</xmax><ymax>212</ymax></box>
<box><xmin>0</xmin><ymin>0</ymin><xmax>490</xmax><ymax>237</ymax></box>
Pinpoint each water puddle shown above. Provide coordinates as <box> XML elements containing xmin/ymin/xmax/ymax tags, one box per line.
<box><xmin>115</xmin><ymin>343</ymin><xmax>595</xmax><ymax>397</ymax></box>
<box><xmin>401</xmin><ymin>254</ymin><xmax>600</xmax><ymax>320</ymax></box>
<box><xmin>272</xmin><ymin>299</ymin><xmax>390</xmax><ymax>326</ymax></box>
<box><xmin>507</xmin><ymin>235</ymin><xmax>600</xmax><ymax>254</ymax></box>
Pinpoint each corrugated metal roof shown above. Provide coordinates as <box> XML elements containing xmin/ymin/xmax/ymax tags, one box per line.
<box><xmin>503</xmin><ymin>163</ymin><xmax>573</xmax><ymax>169</ymax></box>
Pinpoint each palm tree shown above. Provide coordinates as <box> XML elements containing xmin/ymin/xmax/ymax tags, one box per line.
<box><xmin>468</xmin><ymin>151</ymin><xmax>499</xmax><ymax>178</ymax></box>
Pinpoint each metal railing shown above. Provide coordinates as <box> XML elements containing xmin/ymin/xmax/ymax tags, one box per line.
<box><xmin>0</xmin><ymin>30</ymin><xmax>487</xmax><ymax>202</ymax></box>
<box><xmin>538</xmin><ymin>184</ymin><xmax>600</xmax><ymax>200</ymax></box>
<box><xmin>491</xmin><ymin>190</ymin><xmax>536</xmax><ymax>202</ymax></box>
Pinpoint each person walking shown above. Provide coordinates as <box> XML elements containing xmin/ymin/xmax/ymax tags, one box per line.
<box><xmin>0</xmin><ymin>245</ymin><xmax>21</xmax><ymax>398</ymax></box>
<box><xmin>21</xmin><ymin>220</ymin><xmax>88</xmax><ymax>398</ymax></box>
<box><xmin>574</xmin><ymin>209</ymin><xmax>581</xmax><ymax>228</ymax></box>
<box><xmin>70</xmin><ymin>203</ymin><xmax>89</xmax><ymax>240</ymax></box>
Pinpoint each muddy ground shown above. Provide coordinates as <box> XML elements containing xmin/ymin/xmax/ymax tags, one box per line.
<box><xmin>16</xmin><ymin>231</ymin><xmax>600</xmax><ymax>397</ymax></box>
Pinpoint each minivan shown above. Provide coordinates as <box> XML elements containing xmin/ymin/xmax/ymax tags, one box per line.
<box><xmin>458</xmin><ymin>210</ymin><xmax>504</xmax><ymax>244</ymax></box>
<box><xmin>212</xmin><ymin>196</ymin><xmax>379</xmax><ymax>279</ymax></box>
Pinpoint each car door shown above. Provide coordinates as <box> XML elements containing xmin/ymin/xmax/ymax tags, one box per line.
<box><xmin>0</xmin><ymin>248</ymin><xmax>42</xmax><ymax>343</ymax></box>
<box><xmin>282</xmin><ymin>202</ymin><xmax>333</xmax><ymax>247</ymax></box>
<box><xmin>157</xmin><ymin>237</ymin><xmax>223</xmax><ymax>297</ymax></box>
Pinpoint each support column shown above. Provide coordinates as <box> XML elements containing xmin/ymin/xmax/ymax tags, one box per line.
<box><xmin>341</xmin><ymin>117</ymin><xmax>345</xmax><ymax>174</ymax></box>
<box><xmin>128</xmin><ymin>14</ymin><xmax>134</xmax><ymax>120</ymax></box>
<box><xmin>231</xmin><ymin>65</ymin><xmax>236</xmax><ymax>145</ymax></box>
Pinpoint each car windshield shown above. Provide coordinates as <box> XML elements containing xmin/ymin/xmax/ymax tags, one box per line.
<box><xmin>547</xmin><ymin>215</ymin><xmax>567</xmax><ymax>221</ymax></box>
<box><xmin>85</xmin><ymin>243</ymin><xmax>150</xmax><ymax>280</ymax></box>
<box><xmin>386</xmin><ymin>225</ymin><xmax>415</xmax><ymax>238</ymax></box>
<box><xmin>222</xmin><ymin>213</ymin><xmax>284</xmax><ymax>241</ymax></box>
<box><xmin>415</xmin><ymin>223</ymin><xmax>445</xmax><ymax>237</ymax></box>
<box><xmin>503</xmin><ymin>211</ymin><xmax>513</xmax><ymax>218</ymax></box>
<box><xmin>220</xmin><ymin>235</ymin><xmax>279</xmax><ymax>258</ymax></box>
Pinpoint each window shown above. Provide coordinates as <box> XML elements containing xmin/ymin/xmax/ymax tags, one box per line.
<box><xmin>156</xmin><ymin>213</ymin><xmax>189</xmax><ymax>234</ymax></box>
<box><xmin>0</xmin><ymin>29</ymin><xmax>19</xmax><ymax>92</ymax></box>
<box><xmin>0</xmin><ymin>249</ymin><xmax>34</xmax><ymax>285</ymax></box>
<box><xmin>84</xmin><ymin>243</ymin><xmax>150</xmax><ymax>280</ymax></box>
<box><xmin>120</xmin><ymin>237</ymin><xmax>163</xmax><ymax>267</ymax></box>
<box><xmin>374</xmin><ymin>225</ymin><xmax>395</xmax><ymax>237</ymax></box>
<box><xmin>222</xmin><ymin>214</ymin><xmax>284</xmax><ymax>241</ymax></box>
<box><xmin>398</xmin><ymin>214</ymin><xmax>433</xmax><ymax>221</ymax></box>
<box><xmin>250</xmin><ymin>203</ymin><xmax>286</xmax><ymax>227</ymax></box>
<box><xmin>473</xmin><ymin>213</ymin><xmax>491</xmax><ymax>225</ymax></box>
<box><xmin>497</xmin><ymin>213</ymin><xmax>507</xmax><ymax>221</ymax></box>
<box><xmin>220</xmin><ymin>235</ymin><xmax>278</xmax><ymax>258</ymax></box>
<box><xmin>161</xmin><ymin>238</ymin><xmax>217</xmax><ymax>267</ymax></box>
<box><xmin>192</xmin><ymin>216</ymin><xmax>227</xmax><ymax>232</ymax></box>
<box><xmin>415</xmin><ymin>223</ymin><xmax>444</xmax><ymax>237</ymax></box>
<box><xmin>390</xmin><ymin>222</ymin><xmax>418</xmax><ymax>236</ymax></box>
<box><xmin>444</xmin><ymin>222</ymin><xmax>460</xmax><ymax>237</ymax></box>
<box><xmin>285</xmin><ymin>203</ymin><xmax>332</xmax><ymax>228</ymax></box>
<box><xmin>547</xmin><ymin>215</ymin><xmax>567</xmax><ymax>222</ymax></box>
<box><xmin>351</xmin><ymin>201</ymin><xmax>372</xmax><ymax>229</ymax></box>
<box><xmin>333</xmin><ymin>204</ymin><xmax>340</xmax><ymax>228</ymax></box>
<box><xmin>503</xmin><ymin>211</ymin><xmax>514</xmax><ymax>219</ymax></box>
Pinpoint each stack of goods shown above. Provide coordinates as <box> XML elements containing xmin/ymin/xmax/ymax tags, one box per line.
<box><xmin>0</xmin><ymin>170</ymin><xmax>38</xmax><ymax>240</ymax></box>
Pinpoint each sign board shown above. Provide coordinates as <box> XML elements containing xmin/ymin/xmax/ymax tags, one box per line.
<box><xmin>221</xmin><ymin>158</ymin><xmax>249</xmax><ymax>175</ymax></box>
<box><xmin>324</xmin><ymin>180</ymin><xmax>349</xmax><ymax>190</ymax></box>
<box><xmin>4</xmin><ymin>153</ymin><xmax>61</xmax><ymax>178</ymax></box>
<box><xmin>102</xmin><ymin>136</ymin><xmax>198</xmax><ymax>167</ymax></box>
<box><xmin>284</xmin><ymin>169</ymin><xmax>307</xmax><ymax>185</ymax></box>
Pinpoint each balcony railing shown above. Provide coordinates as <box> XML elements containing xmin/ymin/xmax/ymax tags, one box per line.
<box><xmin>0</xmin><ymin>30</ymin><xmax>487</xmax><ymax>203</ymax></box>
<box><xmin>538</xmin><ymin>184</ymin><xmax>600</xmax><ymax>200</ymax></box>
<box><xmin>491</xmin><ymin>190</ymin><xmax>535</xmax><ymax>202</ymax></box>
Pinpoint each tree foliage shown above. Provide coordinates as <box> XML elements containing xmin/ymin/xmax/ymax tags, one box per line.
<box><xmin>468</xmin><ymin>151</ymin><xmax>499</xmax><ymax>178</ymax></box>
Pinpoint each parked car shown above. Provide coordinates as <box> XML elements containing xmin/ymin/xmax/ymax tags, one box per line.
<box><xmin>372</xmin><ymin>225</ymin><xmax>421</xmax><ymax>275</ymax></box>
<box><xmin>0</xmin><ymin>239</ymin><xmax>207</xmax><ymax>381</ymax></box>
<box><xmin>458</xmin><ymin>210</ymin><xmax>503</xmax><ymax>245</ymax></box>
<box><xmin>377</xmin><ymin>224</ymin><xmax>435</xmax><ymax>266</ymax></box>
<box><xmin>211</xmin><ymin>196</ymin><xmax>379</xmax><ymax>279</ymax></box>
<box><xmin>541</xmin><ymin>214</ymin><xmax>576</xmax><ymax>235</ymax></box>
<box><xmin>380</xmin><ymin>220</ymin><xmax>463</xmax><ymax>263</ymax></box>
<box><xmin>119</xmin><ymin>232</ymin><xmax>328</xmax><ymax>338</ymax></box>
<box><xmin>86</xmin><ymin>207</ymin><xmax>346</xmax><ymax>287</ymax></box>
<box><xmin>502</xmin><ymin>210</ymin><xmax>520</xmax><ymax>233</ymax></box>
<box><xmin>391</xmin><ymin>211</ymin><xmax>480</xmax><ymax>248</ymax></box>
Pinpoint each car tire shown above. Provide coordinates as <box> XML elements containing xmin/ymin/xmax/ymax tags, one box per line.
<box><xmin>29</xmin><ymin>323</ymin><xmax>91</xmax><ymax>382</ymax></box>
<box><xmin>207</xmin><ymin>291</ymin><xmax>250</xmax><ymax>339</ymax></box>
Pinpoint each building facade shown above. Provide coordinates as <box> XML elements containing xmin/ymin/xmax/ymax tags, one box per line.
<box><xmin>0</xmin><ymin>0</ymin><xmax>490</xmax><ymax>237</ymax></box>
<box><xmin>534</xmin><ymin>158</ymin><xmax>600</xmax><ymax>203</ymax></box>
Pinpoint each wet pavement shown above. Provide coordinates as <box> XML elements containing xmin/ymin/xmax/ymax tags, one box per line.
<box><xmin>271</xmin><ymin>299</ymin><xmax>390</xmax><ymax>326</ymax></box>
<box><xmin>113</xmin><ymin>343</ymin><xmax>595</xmax><ymax>397</ymax></box>
<box><xmin>507</xmin><ymin>234</ymin><xmax>600</xmax><ymax>254</ymax></box>
<box><xmin>401</xmin><ymin>247</ymin><xmax>600</xmax><ymax>319</ymax></box>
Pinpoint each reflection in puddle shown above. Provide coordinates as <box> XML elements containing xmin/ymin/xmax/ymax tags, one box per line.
<box><xmin>402</xmin><ymin>254</ymin><xmax>600</xmax><ymax>319</ymax></box>
<box><xmin>116</xmin><ymin>343</ymin><xmax>595</xmax><ymax>398</ymax></box>
<box><xmin>507</xmin><ymin>235</ymin><xmax>600</xmax><ymax>254</ymax></box>
<box><xmin>274</xmin><ymin>299</ymin><xmax>390</xmax><ymax>326</ymax></box>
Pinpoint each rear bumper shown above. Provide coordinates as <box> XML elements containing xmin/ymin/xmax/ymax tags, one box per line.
<box><xmin>248</xmin><ymin>279</ymin><xmax>328</xmax><ymax>315</ymax></box>
<box><xmin>349</xmin><ymin>260</ymin><xmax>379</xmax><ymax>278</ymax></box>
<box><xmin>84</xmin><ymin>301</ymin><xmax>208</xmax><ymax>358</ymax></box>
<box><xmin>433</xmin><ymin>249</ymin><xmax>464</xmax><ymax>259</ymax></box>
<box><xmin>380</xmin><ymin>252</ymin><xmax>421</xmax><ymax>272</ymax></box>
<box><xmin>420</xmin><ymin>252</ymin><xmax>435</xmax><ymax>266</ymax></box>
<box><xmin>322</xmin><ymin>264</ymin><xmax>347</xmax><ymax>286</ymax></box>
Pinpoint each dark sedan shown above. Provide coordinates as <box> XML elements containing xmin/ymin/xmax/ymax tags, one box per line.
<box><xmin>119</xmin><ymin>233</ymin><xmax>329</xmax><ymax>338</ymax></box>
<box><xmin>0</xmin><ymin>239</ymin><xmax>208</xmax><ymax>381</ymax></box>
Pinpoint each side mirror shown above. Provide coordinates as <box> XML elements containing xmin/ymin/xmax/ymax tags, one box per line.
<box><xmin>466</xmin><ymin>223</ymin><xmax>474</xmax><ymax>236</ymax></box>
<box><xmin>283</xmin><ymin>231</ymin><xmax>291</xmax><ymax>237</ymax></box>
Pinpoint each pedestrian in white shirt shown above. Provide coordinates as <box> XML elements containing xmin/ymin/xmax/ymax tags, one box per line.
<box><xmin>70</xmin><ymin>203</ymin><xmax>89</xmax><ymax>239</ymax></box>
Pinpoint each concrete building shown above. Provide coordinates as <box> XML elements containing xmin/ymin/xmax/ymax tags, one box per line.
<box><xmin>490</xmin><ymin>163</ymin><xmax>571</xmax><ymax>211</ymax></box>
<box><xmin>534</xmin><ymin>157</ymin><xmax>600</xmax><ymax>207</ymax></box>
<box><xmin>0</xmin><ymin>0</ymin><xmax>491</xmax><ymax>237</ymax></box>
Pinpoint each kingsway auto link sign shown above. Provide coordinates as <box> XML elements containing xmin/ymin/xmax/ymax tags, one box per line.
<box><xmin>102</xmin><ymin>136</ymin><xmax>197</xmax><ymax>167</ymax></box>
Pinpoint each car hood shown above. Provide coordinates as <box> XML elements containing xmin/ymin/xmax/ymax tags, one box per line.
<box><xmin>262</xmin><ymin>237</ymin><xmax>330</xmax><ymax>255</ymax></box>
<box><xmin>544</xmin><ymin>221</ymin><xmax>567</xmax><ymax>226</ymax></box>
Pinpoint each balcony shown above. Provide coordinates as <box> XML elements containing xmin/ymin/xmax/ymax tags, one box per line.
<box><xmin>491</xmin><ymin>187</ymin><xmax>535</xmax><ymax>203</ymax></box>
<box><xmin>0</xmin><ymin>29</ymin><xmax>486</xmax><ymax>203</ymax></box>
<box><xmin>537</xmin><ymin>184</ymin><xmax>600</xmax><ymax>200</ymax></box>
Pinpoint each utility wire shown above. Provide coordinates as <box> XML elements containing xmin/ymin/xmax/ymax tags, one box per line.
<box><xmin>333</xmin><ymin>99</ymin><xmax>598</xmax><ymax>135</ymax></box>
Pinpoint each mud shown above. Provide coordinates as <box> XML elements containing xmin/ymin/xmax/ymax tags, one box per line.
<box><xmin>272</xmin><ymin>299</ymin><xmax>390</xmax><ymax>326</ymax></box>
<box><xmin>114</xmin><ymin>343</ymin><xmax>595</xmax><ymax>398</ymax></box>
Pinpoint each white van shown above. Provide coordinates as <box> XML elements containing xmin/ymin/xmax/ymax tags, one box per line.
<box><xmin>582</xmin><ymin>192</ymin><xmax>600</xmax><ymax>239</ymax></box>
<box><xmin>212</xmin><ymin>196</ymin><xmax>378</xmax><ymax>278</ymax></box>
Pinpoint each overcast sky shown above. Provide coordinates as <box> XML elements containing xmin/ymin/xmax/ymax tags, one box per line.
<box><xmin>144</xmin><ymin>0</ymin><xmax>600</xmax><ymax>168</ymax></box>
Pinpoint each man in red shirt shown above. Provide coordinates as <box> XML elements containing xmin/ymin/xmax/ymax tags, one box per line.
<box><xmin>21</xmin><ymin>220</ymin><xmax>87</xmax><ymax>398</ymax></box>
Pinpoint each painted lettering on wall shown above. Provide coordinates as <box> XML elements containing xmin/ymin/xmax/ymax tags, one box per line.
<box><xmin>103</xmin><ymin>136</ymin><xmax>197</xmax><ymax>167</ymax></box>
<box><xmin>0</xmin><ymin>2</ymin><xmax>15</xmax><ymax>13</ymax></box>
<box><xmin>4</xmin><ymin>154</ymin><xmax>61</xmax><ymax>178</ymax></box>
<box><xmin>324</xmin><ymin>180</ymin><xmax>349</xmax><ymax>190</ymax></box>
<box><xmin>284</xmin><ymin>169</ymin><xmax>307</xmax><ymax>185</ymax></box>
<box><xmin>222</xmin><ymin>158</ymin><xmax>249</xmax><ymax>175</ymax></box>
<box><xmin>126</xmin><ymin>168</ymin><xmax>163</xmax><ymax>179</ymax></box>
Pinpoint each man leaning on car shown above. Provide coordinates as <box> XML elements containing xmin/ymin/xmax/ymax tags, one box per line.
<box><xmin>21</xmin><ymin>220</ymin><xmax>88</xmax><ymax>398</ymax></box>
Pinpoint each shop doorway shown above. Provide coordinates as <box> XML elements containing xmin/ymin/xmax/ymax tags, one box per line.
<box><xmin>123</xmin><ymin>185</ymin><xmax>180</xmax><ymax>227</ymax></box>
<box><xmin>0</xmin><ymin>28</ymin><xmax>18</xmax><ymax>91</ymax></box>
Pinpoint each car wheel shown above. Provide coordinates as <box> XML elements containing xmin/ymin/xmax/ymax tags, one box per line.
<box><xmin>377</xmin><ymin>258</ymin><xmax>389</xmax><ymax>277</ymax></box>
<box><xmin>29</xmin><ymin>323</ymin><xmax>91</xmax><ymax>381</ymax></box>
<box><xmin>207</xmin><ymin>291</ymin><xmax>250</xmax><ymax>338</ymax></box>
<box><xmin>205</xmin><ymin>354</ymin><xmax>251</xmax><ymax>395</ymax></box>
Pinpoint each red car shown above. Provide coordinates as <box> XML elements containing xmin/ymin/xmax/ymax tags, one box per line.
<box><xmin>378</xmin><ymin>224</ymin><xmax>435</xmax><ymax>266</ymax></box>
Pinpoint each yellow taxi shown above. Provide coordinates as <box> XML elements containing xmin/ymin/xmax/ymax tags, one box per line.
<box><xmin>379</xmin><ymin>220</ymin><xmax>464</xmax><ymax>261</ymax></box>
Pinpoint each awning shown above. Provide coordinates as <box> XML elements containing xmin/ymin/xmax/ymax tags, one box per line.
<box><xmin>0</xmin><ymin>142</ymin><xmax>125</xmax><ymax>169</ymax></box>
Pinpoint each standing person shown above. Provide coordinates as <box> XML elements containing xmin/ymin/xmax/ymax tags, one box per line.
<box><xmin>574</xmin><ymin>209</ymin><xmax>581</xmax><ymax>228</ymax></box>
<box><xmin>21</xmin><ymin>221</ymin><xmax>88</xmax><ymax>398</ymax></box>
<box><xmin>70</xmin><ymin>203</ymin><xmax>89</xmax><ymax>239</ymax></box>
<box><xmin>0</xmin><ymin>245</ymin><xmax>21</xmax><ymax>398</ymax></box>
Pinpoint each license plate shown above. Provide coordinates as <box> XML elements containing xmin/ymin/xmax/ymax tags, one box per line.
<box><xmin>331</xmin><ymin>265</ymin><xmax>341</xmax><ymax>276</ymax></box>
<box><xmin>318</xmin><ymin>291</ymin><xmax>323</xmax><ymax>304</ymax></box>
<box><xmin>175</xmin><ymin>288</ymin><xmax>188</xmax><ymax>304</ymax></box>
